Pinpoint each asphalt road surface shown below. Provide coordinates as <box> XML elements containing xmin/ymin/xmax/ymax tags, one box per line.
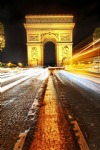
<box><xmin>53</xmin><ymin>70</ymin><xmax>100</xmax><ymax>150</ymax></box>
<box><xmin>1</xmin><ymin>68</ymin><xmax>100</xmax><ymax>150</ymax></box>
<box><xmin>1</xmin><ymin>68</ymin><xmax>48</xmax><ymax>150</ymax></box>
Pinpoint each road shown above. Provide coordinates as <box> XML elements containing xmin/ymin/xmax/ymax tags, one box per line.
<box><xmin>53</xmin><ymin>70</ymin><xmax>100</xmax><ymax>150</ymax></box>
<box><xmin>0</xmin><ymin>67</ymin><xmax>48</xmax><ymax>93</ymax></box>
<box><xmin>1</xmin><ymin>67</ymin><xmax>48</xmax><ymax>150</ymax></box>
<box><xmin>1</xmin><ymin>67</ymin><xmax>100</xmax><ymax>150</ymax></box>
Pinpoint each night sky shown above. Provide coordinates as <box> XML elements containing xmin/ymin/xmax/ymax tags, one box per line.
<box><xmin>0</xmin><ymin>0</ymin><xmax>100</xmax><ymax>64</ymax></box>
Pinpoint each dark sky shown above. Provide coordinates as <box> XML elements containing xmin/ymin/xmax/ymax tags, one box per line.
<box><xmin>0</xmin><ymin>0</ymin><xmax>100</xmax><ymax>64</ymax></box>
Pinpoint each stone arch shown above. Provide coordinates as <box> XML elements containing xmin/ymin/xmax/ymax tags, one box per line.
<box><xmin>41</xmin><ymin>33</ymin><xmax>57</xmax><ymax>66</ymax></box>
<box><xmin>24</xmin><ymin>15</ymin><xmax>75</xmax><ymax>67</ymax></box>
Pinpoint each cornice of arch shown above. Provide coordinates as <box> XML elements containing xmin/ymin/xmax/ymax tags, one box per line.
<box><xmin>24</xmin><ymin>23</ymin><xmax>75</xmax><ymax>30</ymax></box>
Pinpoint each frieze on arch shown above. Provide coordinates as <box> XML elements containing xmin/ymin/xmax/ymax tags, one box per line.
<box><xmin>24</xmin><ymin>15</ymin><xmax>75</xmax><ymax>67</ymax></box>
<box><xmin>26</xmin><ymin>15</ymin><xmax>73</xmax><ymax>23</ymax></box>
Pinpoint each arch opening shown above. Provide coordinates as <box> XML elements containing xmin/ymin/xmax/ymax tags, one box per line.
<box><xmin>43</xmin><ymin>42</ymin><xmax>56</xmax><ymax>67</ymax></box>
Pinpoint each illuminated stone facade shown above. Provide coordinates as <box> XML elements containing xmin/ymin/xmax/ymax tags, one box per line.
<box><xmin>24</xmin><ymin>15</ymin><xmax>75</xmax><ymax>66</ymax></box>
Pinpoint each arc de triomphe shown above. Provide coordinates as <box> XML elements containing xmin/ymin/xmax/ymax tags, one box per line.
<box><xmin>24</xmin><ymin>15</ymin><xmax>75</xmax><ymax>66</ymax></box>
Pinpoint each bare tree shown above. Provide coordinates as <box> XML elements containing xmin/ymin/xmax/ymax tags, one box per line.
<box><xmin>0</xmin><ymin>22</ymin><xmax>5</xmax><ymax>51</ymax></box>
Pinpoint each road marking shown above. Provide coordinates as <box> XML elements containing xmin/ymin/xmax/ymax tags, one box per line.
<box><xmin>13</xmin><ymin>130</ymin><xmax>29</xmax><ymax>150</ymax></box>
<box><xmin>72</xmin><ymin>121</ymin><xmax>90</xmax><ymax>150</ymax></box>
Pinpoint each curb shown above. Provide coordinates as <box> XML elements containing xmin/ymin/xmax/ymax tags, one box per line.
<box><xmin>13</xmin><ymin>77</ymin><xmax>48</xmax><ymax>150</ymax></box>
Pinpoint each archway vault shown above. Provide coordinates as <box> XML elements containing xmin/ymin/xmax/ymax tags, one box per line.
<box><xmin>24</xmin><ymin>15</ymin><xmax>75</xmax><ymax>66</ymax></box>
<box><xmin>44</xmin><ymin>41</ymin><xmax>56</xmax><ymax>67</ymax></box>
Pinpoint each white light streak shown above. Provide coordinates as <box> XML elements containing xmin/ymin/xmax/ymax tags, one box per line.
<box><xmin>59</xmin><ymin>70</ymin><xmax>100</xmax><ymax>93</ymax></box>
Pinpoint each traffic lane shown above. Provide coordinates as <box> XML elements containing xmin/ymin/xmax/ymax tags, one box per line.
<box><xmin>1</xmin><ymin>77</ymin><xmax>43</xmax><ymax>150</ymax></box>
<box><xmin>57</xmin><ymin>70</ymin><xmax>100</xmax><ymax>106</ymax></box>
<box><xmin>54</xmin><ymin>71</ymin><xmax>100</xmax><ymax>150</ymax></box>
<box><xmin>59</xmin><ymin>70</ymin><xmax>100</xmax><ymax>93</ymax></box>
<box><xmin>1</xmin><ymin>68</ymin><xmax>35</xmax><ymax>84</ymax></box>
<box><xmin>69</xmin><ymin>70</ymin><xmax>100</xmax><ymax>84</ymax></box>
<box><xmin>1</xmin><ymin>75</ymin><xmax>24</xmax><ymax>87</ymax></box>
<box><xmin>69</xmin><ymin>69</ymin><xmax>100</xmax><ymax>78</ymax></box>
<box><xmin>1</xmin><ymin>68</ymin><xmax>48</xmax><ymax>90</ymax></box>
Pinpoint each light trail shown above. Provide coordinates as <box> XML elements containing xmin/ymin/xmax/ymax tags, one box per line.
<box><xmin>58</xmin><ymin>70</ymin><xmax>100</xmax><ymax>93</ymax></box>
<box><xmin>0</xmin><ymin>68</ymin><xmax>48</xmax><ymax>93</ymax></box>
<box><xmin>73</xmin><ymin>45</ymin><xmax>100</xmax><ymax>60</ymax></box>
<box><xmin>65</xmin><ymin>38</ymin><xmax>100</xmax><ymax>73</ymax></box>
<box><xmin>72</xmin><ymin>38</ymin><xmax>100</xmax><ymax>59</ymax></box>
<box><xmin>36</xmin><ymin>68</ymin><xmax>49</xmax><ymax>80</ymax></box>
<box><xmin>0</xmin><ymin>71</ymin><xmax>35</xmax><ymax>93</ymax></box>
<box><xmin>1</xmin><ymin>68</ymin><xmax>35</xmax><ymax>83</ymax></box>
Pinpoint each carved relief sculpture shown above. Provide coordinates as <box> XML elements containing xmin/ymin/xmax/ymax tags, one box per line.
<box><xmin>60</xmin><ymin>33</ymin><xmax>71</xmax><ymax>42</ymax></box>
<box><xmin>28</xmin><ymin>34</ymin><xmax>39</xmax><ymax>41</ymax></box>
<box><xmin>31</xmin><ymin>47</ymin><xmax>38</xmax><ymax>61</ymax></box>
